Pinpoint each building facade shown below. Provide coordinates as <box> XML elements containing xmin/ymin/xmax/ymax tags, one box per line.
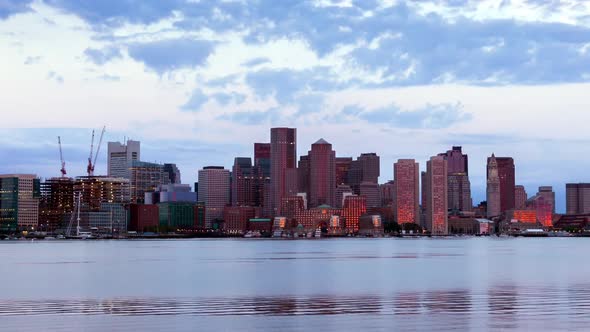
<box><xmin>0</xmin><ymin>174</ymin><xmax>40</xmax><ymax>232</ymax></box>
<box><xmin>515</xmin><ymin>185</ymin><xmax>527</xmax><ymax>209</ymax></box>
<box><xmin>342</xmin><ymin>195</ymin><xmax>367</xmax><ymax>232</ymax></box>
<box><xmin>439</xmin><ymin>146</ymin><xmax>471</xmax><ymax>213</ymax></box>
<box><xmin>270</xmin><ymin>127</ymin><xmax>297</xmax><ymax>216</ymax></box>
<box><xmin>198</xmin><ymin>166</ymin><xmax>231</xmax><ymax>228</ymax></box>
<box><xmin>39</xmin><ymin>177</ymin><xmax>74</xmax><ymax>232</ymax></box>
<box><xmin>129</xmin><ymin>161</ymin><xmax>167</xmax><ymax>204</ymax></box>
<box><xmin>486</xmin><ymin>155</ymin><xmax>501</xmax><ymax>218</ymax></box>
<box><xmin>107</xmin><ymin>140</ymin><xmax>140</xmax><ymax>179</ymax></box>
<box><xmin>425</xmin><ymin>156</ymin><xmax>448</xmax><ymax>235</ymax></box>
<box><xmin>308</xmin><ymin>139</ymin><xmax>336</xmax><ymax>208</ymax></box>
<box><xmin>232</xmin><ymin>157</ymin><xmax>256</xmax><ymax>207</ymax></box>
<box><xmin>487</xmin><ymin>155</ymin><xmax>515</xmax><ymax>213</ymax></box>
<box><xmin>360</xmin><ymin>181</ymin><xmax>381</xmax><ymax>208</ymax></box>
<box><xmin>394</xmin><ymin>159</ymin><xmax>420</xmax><ymax>224</ymax></box>
<box><xmin>566</xmin><ymin>183</ymin><xmax>590</xmax><ymax>215</ymax></box>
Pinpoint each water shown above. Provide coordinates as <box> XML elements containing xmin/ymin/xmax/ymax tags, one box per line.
<box><xmin>1</xmin><ymin>237</ymin><xmax>589</xmax><ymax>331</ymax></box>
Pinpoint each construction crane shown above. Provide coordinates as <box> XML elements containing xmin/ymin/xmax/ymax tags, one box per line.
<box><xmin>58</xmin><ymin>136</ymin><xmax>67</xmax><ymax>177</ymax></box>
<box><xmin>86</xmin><ymin>126</ymin><xmax>106</xmax><ymax>176</ymax></box>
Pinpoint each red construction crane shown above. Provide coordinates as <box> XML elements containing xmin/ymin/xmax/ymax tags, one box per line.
<box><xmin>58</xmin><ymin>136</ymin><xmax>67</xmax><ymax>177</ymax></box>
<box><xmin>87</xmin><ymin>126</ymin><xmax>106</xmax><ymax>176</ymax></box>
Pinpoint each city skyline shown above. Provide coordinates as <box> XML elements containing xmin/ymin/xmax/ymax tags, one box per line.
<box><xmin>2</xmin><ymin>1</ymin><xmax>590</xmax><ymax>213</ymax></box>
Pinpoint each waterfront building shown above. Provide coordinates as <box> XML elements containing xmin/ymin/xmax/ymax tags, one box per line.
<box><xmin>39</xmin><ymin>177</ymin><xmax>74</xmax><ymax>232</ymax></box>
<box><xmin>223</xmin><ymin>206</ymin><xmax>259</xmax><ymax>232</ymax></box>
<box><xmin>145</xmin><ymin>184</ymin><xmax>196</xmax><ymax>204</ymax></box>
<box><xmin>487</xmin><ymin>155</ymin><xmax>515</xmax><ymax>213</ymax></box>
<box><xmin>343</xmin><ymin>195</ymin><xmax>367</xmax><ymax>231</ymax></box>
<box><xmin>74</xmin><ymin>176</ymin><xmax>130</xmax><ymax>231</ymax></box>
<box><xmin>107</xmin><ymin>140</ymin><xmax>140</xmax><ymax>179</ymax></box>
<box><xmin>198</xmin><ymin>166</ymin><xmax>230</xmax><ymax>228</ymax></box>
<box><xmin>358</xmin><ymin>215</ymin><xmax>383</xmax><ymax>236</ymax></box>
<box><xmin>0</xmin><ymin>174</ymin><xmax>40</xmax><ymax>232</ymax></box>
<box><xmin>280</xmin><ymin>195</ymin><xmax>306</xmax><ymax>219</ymax></box>
<box><xmin>515</xmin><ymin>185</ymin><xmax>527</xmax><ymax>209</ymax></box>
<box><xmin>526</xmin><ymin>195</ymin><xmax>553</xmax><ymax>227</ymax></box>
<box><xmin>308</xmin><ymin>139</ymin><xmax>336</xmax><ymax>208</ymax></box>
<box><xmin>506</xmin><ymin>209</ymin><xmax>538</xmax><ymax>223</ymax></box>
<box><xmin>394</xmin><ymin>159</ymin><xmax>420</xmax><ymax>224</ymax></box>
<box><xmin>248</xmin><ymin>218</ymin><xmax>272</xmax><ymax>233</ymax></box>
<box><xmin>425</xmin><ymin>156</ymin><xmax>448</xmax><ymax>235</ymax></box>
<box><xmin>293</xmin><ymin>205</ymin><xmax>340</xmax><ymax>231</ymax></box>
<box><xmin>158</xmin><ymin>202</ymin><xmax>196</xmax><ymax>231</ymax></box>
<box><xmin>566</xmin><ymin>183</ymin><xmax>590</xmax><ymax>215</ymax></box>
<box><xmin>270</xmin><ymin>127</ymin><xmax>297</xmax><ymax>216</ymax></box>
<box><xmin>486</xmin><ymin>155</ymin><xmax>501</xmax><ymax>218</ymax></box>
<box><xmin>232</xmin><ymin>157</ymin><xmax>256</xmax><ymax>207</ymax></box>
<box><xmin>360</xmin><ymin>181</ymin><xmax>381</xmax><ymax>208</ymax></box>
<box><xmin>128</xmin><ymin>204</ymin><xmax>159</xmax><ymax>232</ymax></box>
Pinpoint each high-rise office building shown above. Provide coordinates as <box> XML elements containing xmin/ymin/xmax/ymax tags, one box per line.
<box><xmin>0</xmin><ymin>174</ymin><xmax>40</xmax><ymax>232</ymax></box>
<box><xmin>335</xmin><ymin>157</ymin><xmax>352</xmax><ymax>186</ymax></box>
<box><xmin>107</xmin><ymin>140</ymin><xmax>140</xmax><ymax>179</ymax></box>
<box><xmin>74</xmin><ymin>176</ymin><xmax>130</xmax><ymax>231</ymax></box>
<box><xmin>425</xmin><ymin>156</ymin><xmax>448</xmax><ymax>235</ymax></box>
<box><xmin>298</xmin><ymin>155</ymin><xmax>310</xmax><ymax>196</ymax></box>
<box><xmin>515</xmin><ymin>185</ymin><xmax>527</xmax><ymax>209</ymax></box>
<box><xmin>270</xmin><ymin>127</ymin><xmax>296</xmax><ymax>216</ymax></box>
<box><xmin>486</xmin><ymin>154</ymin><xmax>501</xmax><ymax>217</ymax></box>
<box><xmin>254</xmin><ymin>143</ymin><xmax>271</xmax><ymax>166</ymax></box>
<box><xmin>360</xmin><ymin>181</ymin><xmax>381</xmax><ymax>208</ymax></box>
<box><xmin>487</xmin><ymin>155</ymin><xmax>515</xmax><ymax>213</ymax></box>
<box><xmin>394</xmin><ymin>159</ymin><xmax>420</xmax><ymax>224</ymax></box>
<box><xmin>253</xmin><ymin>143</ymin><xmax>271</xmax><ymax>212</ymax></box>
<box><xmin>566</xmin><ymin>183</ymin><xmax>590</xmax><ymax>215</ymax></box>
<box><xmin>537</xmin><ymin>186</ymin><xmax>555</xmax><ymax>214</ymax></box>
<box><xmin>439</xmin><ymin>146</ymin><xmax>471</xmax><ymax>212</ymax></box>
<box><xmin>232</xmin><ymin>157</ymin><xmax>256</xmax><ymax>207</ymax></box>
<box><xmin>380</xmin><ymin>180</ymin><xmax>395</xmax><ymax>207</ymax></box>
<box><xmin>198</xmin><ymin>166</ymin><xmax>231</xmax><ymax>228</ymax></box>
<box><xmin>348</xmin><ymin>153</ymin><xmax>380</xmax><ymax>194</ymax></box>
<box><xmin>308</xmin><ymin>139</ymin><xmax>336</xmax><ymax>208</ymax></box>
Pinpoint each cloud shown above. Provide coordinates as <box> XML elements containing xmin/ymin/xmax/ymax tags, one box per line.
<box><xmin>43</xmin><ymin>0</ymin><xmax>185</xmax><ymax>26</ymax></box>
<box><xmin>24</xmin><ymin>56</ymin><xmax>42</xmax><ymax>65</ymax></box>
<box><xmin>47</xmin><ymin>71</ymin><xmax>64</xmax><ymax>84</ymax></box>
<box><xmin>358</xmin><ymin>102</ymin><xmax>472</xmax><ymax>129</ymax></box>
<box><xmin>98</xmin><ymin>74</ymin><xmax>120</xmax><ymax>81</ymax></box>
<box><xmin>241</xmin><ymin>57</ymin><xmax>271</xmax><ymax>67</ymax></box>
<box><xmin>181</xmin><ymin>89</ymin><xmax>208</xmax><ymax>111</ymax></box>
<box><xmin>212</xmin><ymin>92</ymin><xmax>246</xmax><ymax>106</ymax></box>
<box><xmin>127</xmin><ymin>38</ymin><xmax>216</xmax><ymax>74</ymax></box>
<box><xmin>84</xmin><ymin>47</ymin><xmax>122</xmax><ymax>65</ymax></box>
<box><xmin>0</xmin><ymin>0</ymin><xmax>33</xmax><ymax>20</ymax></box>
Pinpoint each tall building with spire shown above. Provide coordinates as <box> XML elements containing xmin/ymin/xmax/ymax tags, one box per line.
<box><xmin>487</xmin><ymin>154</ymin><xmax>501</xmax><ymax>217</ymax></box>
<box><xmin>308</xmin><ymin>138</ymin><xmax>336</xmax><ymax>208</ymax></box>
<box><xmin>394</xmin><ymin>159</ymin><xmax>420</xmax><ymax>224</ymax></box>
<box><xmin>270</xmin><ymin>128</ymin><xmax>297</xmax><ymax>216</ymax></box>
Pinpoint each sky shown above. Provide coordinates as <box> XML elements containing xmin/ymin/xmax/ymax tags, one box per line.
<box><xmin>1</xmin><ymin>0</ymin><xmax>590</xmax><ymax>213</ymax></box>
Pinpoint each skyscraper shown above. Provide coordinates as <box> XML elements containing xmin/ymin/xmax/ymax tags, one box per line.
<box><xmin>425</xmin><ymin>156</ymin><xmax>448</xmax><ymax>235</ymax></box>
<box><xmin>486</xmin><ymin>154</ymin><xmax>501</xmax><ymax>217</ymax></box>
<box><xmin>487</xmin><ymin>155</ymin><xmax>515</xmax><ymax>213</ymax></box>
<box><xmin>270</xmin><ymin>127</ymin><xmax>296</xmax><ymax>216</ymax></box>
<box><xmin>348</xmin><ymin>153</ymin><xmax>380</xmax><ymax>194</ymax></box>
<box><xmin>232</xmin><ymin>157</ymin><xmax>256</xmax><ymax>207</ymax></box>
<box><xmin>198</xmin><ymin>166</ymin><xmax>231</xmax><ymax>228</ymax></box>
<box><xmin>163</xmin><ymin>163</ymin><xmax>181</xmax><ymax>184</ymax></box>
<box><xmin>360</xmin><ymin>181</ymin><xmax>381</xmax><ymax>208</ymax></box>
<box><xmin>129</xmin><ymin>161</ymin><xmax>168</xmax><ymax>204</ymax></box>
<box><xmin>515</xmin><ymin>185</ymin><xmax>527</xmax><ymax>209</ymax></box>
<box><xmin>298</xmin><ymin>155</ymin><xmax>310</xmax><ymax>196</ymax></box>
<box><xmin>566</xmin><ymin>183</ymin><xmax>590</xmax><ymax>215</ymax></box>
<box><xmin>394</xmin><ymin>159</ymin><xmax>420</xmax><ymax>224</ymax></box>
<box><xmin>335</xmin><ymin>184</ymin><xmax>353</xmax><ymax>208</ymax></box>
<box><xmin>439</xmin><ymin>146</ymin><xmax>471</xmax><ymax>212</ymax></box>
<box><xmin>308</xmin><ymin>138</ymin><xmax>336</xmax><ymax>208</ymax></box>
<box><xmin>253</xmin><ymin>143</ymin><xmax>271</xmax><ymax>212</ymax></box>
<box><xmin>254</xmin><ymin>143</ymin><xmax>271</xmax><ymax>166</ymax></box>
<box><xmin>107</xmin><ymin>140</ymin><xmax>140</xmax><ymax>178</ymax></box>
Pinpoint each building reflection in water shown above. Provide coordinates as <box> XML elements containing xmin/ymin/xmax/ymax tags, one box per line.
<box><xmin>488</xmin><ymin>285</ymin><xmax>518</xmax><ymax>330</ymax></box>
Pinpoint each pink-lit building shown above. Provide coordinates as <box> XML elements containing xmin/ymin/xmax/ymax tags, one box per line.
<box><xmin>270</xmin><ymin>127</ymin><xmax>297</xmax><ymax>216</ymax></box>
<box><xmin>515</xmin><ymin>185</ymin><xmax>527</xmax><ymax>209</ymax></box>
<box><xmin>380</xmin><ymin>180</ymin><xmax>395</xmax><ymax>207</ymax></box>
<box><xmin>425</xmin><ymin>156</ymin><xmax>448</xmax><ymax>235</ymax></box>
<box><xmin>232</xmin><ymin>157</ymin><xmax>256</xmax><ymax>207</ymax></box>
<box><xmin>308</xmin><ymin>139</ymin><xmax>336</xmax><ymax>208</ymax></box>
<box><xmin>343</xmin><ymin>195</ymin><xmax>367</xmax><ymax>231</ymax></box>
<box><xmin>527</xmin><ymin>195</ymin><xmax>553</xmax><ymax>227</ymax></box>
<box><xmin>223</xmin><ymin>206</ymin><xmax>259</xmax><ymax>232</ymax></box>
<box><xmin>360</xmin><ymin>181</ymin><xmax>381</xmax><ymax>208</ymax></box>
<box><xmin>394</xmin><ymin>159</ymin><xmax>420</xmax><ymax>224</ymax></box>
<box><xmin>335</xmin><ymin>157</ymin><xmax>352</xmax><ymax>186</ymax></box>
